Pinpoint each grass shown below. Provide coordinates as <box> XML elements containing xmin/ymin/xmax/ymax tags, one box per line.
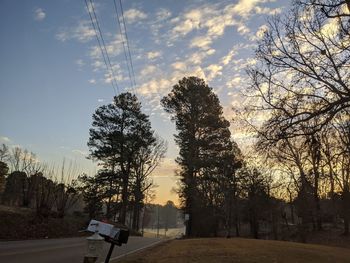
<box><xmin>116</xmin><ymin>238</ymin><xmax>350</xmax><ymax>263</ymax></box>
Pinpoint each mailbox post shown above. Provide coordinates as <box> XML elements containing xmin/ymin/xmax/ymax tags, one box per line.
<box><xmin>85</xmin><ymin>220</ymin><xmax>130</xmax><ymax>263</ymax></box>
<box><xmin>84</xmin><ymin>231</ymin><xmax>104</xmax><ymax>263</ymax></box>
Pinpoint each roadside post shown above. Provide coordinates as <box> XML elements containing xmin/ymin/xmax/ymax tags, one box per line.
<box><xmin>184</xmin><ymin>213</ymin><xmax>189</xmax><ymax>236</ymax></box>
<box><xmin>85</xmin><ymin>220</ymin><xmax>130</xmax><ymax>263</ymax></box>
<box><xmin>84</xmin><ymin>231</ymin><xmax>104</xmax><ymax>263</ymax></box>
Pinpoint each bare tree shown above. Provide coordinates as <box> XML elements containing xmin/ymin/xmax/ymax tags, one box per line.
<box><xmin>131</xmin><ymin>136</ymin><xmax>167</xmax><ymax>231</ymax></box>
<box><xmin>298</xmin><ymin>0</ymin><xmax>350</xmax><ymax>18</ymax></box>
<box><xmin>246</xmin><ymin>0</ymin><xmax>350</xmax><ymax>139</ymax></box>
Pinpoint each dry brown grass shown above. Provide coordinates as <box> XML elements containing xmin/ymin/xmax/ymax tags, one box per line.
<box><xmin>116</xmin><ymin>238</ymin><xmax>350</xmax><ymax>263</ymax></box>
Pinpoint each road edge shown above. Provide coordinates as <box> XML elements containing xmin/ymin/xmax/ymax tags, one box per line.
<box><xmin>107</xmin><ymin>238</ymin><xmax>171</xmax><ymax>262</ymax></box>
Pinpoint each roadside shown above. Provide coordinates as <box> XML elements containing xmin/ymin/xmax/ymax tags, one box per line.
<box><xmin>116</xmin><ymin>237</ymin><xmax>350</xmax><ymax>263</ymax></box>
<box><xmin>0</xmin><ymin>205</ymin><xmax>87</xmax><ymax>240</ymax></box>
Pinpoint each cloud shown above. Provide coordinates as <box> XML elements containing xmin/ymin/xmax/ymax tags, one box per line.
<box><xmin>250</xmin><ymin>24</ymin><xmax>269</xmax><ymax>41</ymax></box>
<box><xmin>232</xmin><ymin>0</ymin><xmax>278</xmax><ymax>17</ymax></box>
<box><xmin>72</xmin><ymin>149</ymin><xmax>88</xmax><ymax>156</ymax></box>
<box><xmin>147</xmin><ymin>51</ymin><xmax>162</xmax><ymax>60</ymax></box>
<box><xmin>75</xmin><ymin>59</ymin><xmax>85</xmax><ymax>67</ymax></box>
<box><xmin>206</xmin><ymin>64</ymin><xmax>222</xmax><ymax>80</ymax></box>
<box><xmin>206</xmin><ymin>49</ymin><xmax>216</xmax><ymax>55</ymax></box>
<box><xmin>140</xmin><ymin>65</ymin><xmax>157</xmax><ymax>77</ymax></box>
<box><xmin>187</xmin><ymin>51</ymin><xmax>211</xmax><ymax>65</ymax></box>
<box><xmin>169</xmin><ymin>0</ymin><xmax>279</xmax><ymax>49</ymax></box>
<box><xmin>190</xmin><ymin>36</ymin><xmax>212</xmax><ymax>50</ymax></box>
<box><xmin>34</xmin><ymin>8</ymin><xmax>46</xmax><ymax>21</ymax></box>
<box><xmin>227</xmin><ymin>76</ymin><xmax>242</xmax><ymax>88</ymax></box>
<box><xmin>156</xmin><ymin>8</ymin><xmax>172</xmax><ymax>21</ymax></box>
<box><xmin>0</xmin><ymin>136</ymin><xmax>11</xmax><ymax>143</ymax></box>
<box><xmin>138</xmin><ymin>78</ymin><xmax>171</xmax><ymax>96</ymax></box>
<box><xmin>172</xmin><ymin>9</ymin><xmax>202</xmax><ymax>36</ymax></box>
<box><xmin>89</xmin><ymin>79</ymin><xmax>96</xmax><ymax>84</ymax></box>
<box><xmin>123</xmin><ymin>9</ymin><xmax>147</xmax><ymax>23</ymax></box>
<box><xmin>171</xmin><ymin>61</ymin><xmax>187</xmax><ymax>71</ymax></box>
<box><xmin>56</xmin><ymin>20</ymin><xmax>95</xmax><ymax>43</ymax></box>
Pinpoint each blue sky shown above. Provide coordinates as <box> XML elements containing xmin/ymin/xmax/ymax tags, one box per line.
<box><xmin>0</xmin><ymin>0</ymin><xmax>288</xmax><ymax>204</ymax></box>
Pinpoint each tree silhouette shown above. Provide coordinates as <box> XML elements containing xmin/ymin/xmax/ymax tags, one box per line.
<box><xmin>88</xmin><ymin>92</ymin><xmax>155</xmax><ymax>223</ymax></box>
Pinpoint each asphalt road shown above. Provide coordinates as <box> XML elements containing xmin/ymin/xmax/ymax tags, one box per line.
<box><xmin>0</xmin><ymin>236</ymin><xmax>161</xmax><ymax>263</ymax></box>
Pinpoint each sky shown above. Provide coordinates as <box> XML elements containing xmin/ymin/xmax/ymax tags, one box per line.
<box><xmin>0</xmin><ymin>0</ymin><xmax>289</xmax><ymax>205</ymax></box>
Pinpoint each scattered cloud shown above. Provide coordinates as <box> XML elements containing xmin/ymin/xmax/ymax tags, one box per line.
<box><xmin>34</xmin><ymin>8</ymin><xmax>46</xmax><ymax>21</ymax></box>
<box><xmin>56</xmin><ymin>20</ymin><xmax>95</xmax><ymax>43</ymax></box>
<box><xmin>147</xmin><ymin>51</ymin><xmax>162</xmax><ymax>60</ymax></box>
<box><xmin>89</xmin><ymin>79</ymin><xmax>96</xmax><ymax>84</ymax></box>
<box><xmin>206</xmin><ymin>64</ymin><xmax>222</xmax><ymax>81</ymax></box>
<box><xmin>140</xmin><ymin>65</ymin><xmax>158</xmax><ymax>77</ymax></box>
<box><xmin>171</xmin><ymin>61</ymin><xmax>187</xmax><ymax>71</ymax></box>
<box><xmin>156</xmin><ymin>8</ymin><xmax>172</xmax><ymax>21</ymax></box>
<box><xmin>250</xmin><ymin>24</ymin><xmax>269</xmax><ymax>41</ymax></box>
<box><xmin>138</xmin><ymin>78</ymin><xmax>171</xmax><ymax>96</ymax></box>
<box><xmin>75</xmin><ymin>59</ymin><xmax>85</xmax><ymax>67</ymax></box>
<box><xmin>227</xmin><ymin>76</ymin><xmax>242</xmax><ymax>88</ymax></box>
<box><xmin>72</xmin><ymin>149</ymin><xmax>88</xmax><ymax>156</ymax></box>
<box><xmin>190</xmin><ymin>36</ymin><xmax>212</xmax><ymax>50</ymax></box>
<box><xmin>123</xmin><ymin>8</ymin><xmax>147</xmax><ymax>23</ymax></box>
<box><xmin>0</xmin><ymin>136</ymin><xmax>11</xmax><ymax>143</ymax></box>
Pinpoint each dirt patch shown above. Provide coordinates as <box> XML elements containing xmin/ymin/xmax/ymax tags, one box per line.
<box><xmin>116</xmin><ymin>238</ymin><xmax>350</xmax><ymax>263</ymax></box>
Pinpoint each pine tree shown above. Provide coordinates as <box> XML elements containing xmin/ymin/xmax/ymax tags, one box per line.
<box><xmin>162</xmin><ymin>76</ymin><xmax>239</xmax><ymax>236</ymax></box>
<box><xmin>88</xmin><ymin>92</ymin><xmax>155</xmax><ymax>223</ymax></box>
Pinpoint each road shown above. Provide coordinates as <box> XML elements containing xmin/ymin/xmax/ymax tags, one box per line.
<box><xmin>0</xmin><ymin>236</ymin><xmax>162</xmax><ymax>263</ymax></box>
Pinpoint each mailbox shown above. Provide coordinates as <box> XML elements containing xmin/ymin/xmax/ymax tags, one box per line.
<box><xmin>87</xmin><ymin>220</ymin><xmax>129</xmax><ymax>246</ymax></box>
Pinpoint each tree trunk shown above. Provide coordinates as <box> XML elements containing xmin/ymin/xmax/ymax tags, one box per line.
<box><xmin>344</xmin><ymin>217</ymin><xmax>349</xmax><ymax>236</ymax></box>
<box><xmin>119</xmin><ymin>176</ymin><xmax>129</xmax><ymax>224</ymax></box>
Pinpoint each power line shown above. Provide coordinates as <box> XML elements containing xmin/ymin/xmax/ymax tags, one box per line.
<box><xmin>84</xmin><ymin>0</ymin><xmax>117</xmax><ymax>95</ymax></box>
<box><xmin>113</xmin><ymin>0</ymin><xmax>134</xmax><ymax>91</ymax></box>
<box><xmin>85</xmin><ymin>0</ymin><xmax>120</xmax><ymax>95</ymax></box>
<box><xmin>118</xmin><ymin>0</ymin><xmax>137</xmax><ymax>89</ymax></box>
<box><xmin>89</xmin><ymin>0</ymin><xmax>121</xmax><ymax>95</ymax></box>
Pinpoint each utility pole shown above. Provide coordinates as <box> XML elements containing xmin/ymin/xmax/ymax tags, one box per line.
<box><xmin>157</xmin><ymin>205</ymin><xmax>160</xmax><ymax>238</ymax></box>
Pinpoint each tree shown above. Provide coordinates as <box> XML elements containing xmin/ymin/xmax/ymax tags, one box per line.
<box><xmin>246</xmin><ymin>0</ymin><xmax>350</xmax><ymax>139</ymax></box>
<box><xmin>2</xmin><ymin>171</ymin><xmax>27</xmax><ymax>206</ymax></box>
<box><xmin>131</xmin><ymin>136</ymin><xmax>166</xmax><ymax>231</ymax></box>
<box><xmin>241</xmin><ymin>167</ymin><xmax>271</xmax><ymax>239</ymax></box>
<box><xmin>0</xmin><ymin>144</ymin><xmax>9</xmax><ymax>162</ymax></box>
<box><xmin>78</xmin><ymin>174</ymin><xmax>104</xmax><ymax>219</ymax></box>
<box><xmin>162</xmin><ymin>200</ymin><xmax>178</xmax><ymax>231</ymax></box>
<box><xmin>162</xmin><ymin>76</ymin><xmax>240</xmax><ymax>236</ymax></box>
<box><xmin>88</xmin><ymin>92</ymin><xmax>155</xmax><ymax>224</ymax></box>
<box><xmin>298</xmin><ymin>0</ymin><xmax>350</xmax><ymax>18</ymax></box>
<box><xmin>0</xmin><ymin>161</ymin><xmax>9</xmax><ymax>203</ymax></box>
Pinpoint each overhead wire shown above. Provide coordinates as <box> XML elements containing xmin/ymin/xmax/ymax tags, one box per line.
<box><xmin>85</xmin><ymin>0</ymin><xmax>120</xmax><ymax>95</ymax></box>
<box><xmin>84</xmin><ymin>0</ymin><xmax>117</xmax><ymax>95</ymax></box>
<box><xmin>89</xmin><ymin>0</ymin><xmax>121</xmax><ymax>95</ymax></box>
<box><xmin>113</xmin><ymin>0</ymin><xmax>134</xmax><ymax>92</ymax></box>
<box><xmin>118</xmin><ymin>0</ymin><xmax>137</xmax><ymax>89</ymax></box>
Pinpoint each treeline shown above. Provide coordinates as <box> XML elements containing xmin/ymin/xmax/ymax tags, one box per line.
<box><xmin>0</xmin><ymin>93</ymin><xmax>167</xmax><ymax>234</ymax></box>
<box><xmin>160</xmin><ymin>0</ymin><xmax>350</xmax><ymax>241</ymax></box>
<box><xmin>0</xmin><ymin>145</ymin><xmax>80</xmax><ymax>219</ymax></box>
<box><xmin>238</xmin><ymin>0</ymin><xmax>350</xmax><ymax>241</ymax></box>
<box><xmin>143</xmin><ymin>201</ymin><xmax>180</xmax><ymax>230</ymax></box>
